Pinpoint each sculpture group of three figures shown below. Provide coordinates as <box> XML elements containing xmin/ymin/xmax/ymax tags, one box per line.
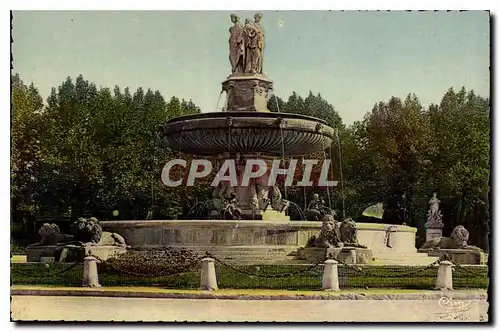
<box><xmin>229</xmin><ymin>12</ymin><xmax>265</xmax><ymax>75</ymax></box>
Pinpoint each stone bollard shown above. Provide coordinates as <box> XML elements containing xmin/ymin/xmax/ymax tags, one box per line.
<box><xmin>322</xmin><ymin>259</ymin><xmax>340</xmax><ymax>291</ymax></box>
<box><xmin>83</xmin><ymin>256</ymin><xmax>101</xmax><ymax>288</ymax></box>
<box><xmin>200</xmin><ymin>257</ymin><xmax>218</xmax><ymax>291</ymax></box>
<box><xmin>435</xmin><ymin>260</ymin><xmax>453</xmax><ymax>291</ymax></box>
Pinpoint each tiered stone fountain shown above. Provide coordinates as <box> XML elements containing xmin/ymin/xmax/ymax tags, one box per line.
<box><xmin>101</xmin><ymin>13</ymin><xmax>434</xmax><ymax>265</ymax></box>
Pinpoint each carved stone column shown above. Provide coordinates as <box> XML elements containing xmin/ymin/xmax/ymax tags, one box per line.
<box><xmin>222</xmin><ymin>74</ymin><xmax>274</xmax><ymax>112</ymax></box>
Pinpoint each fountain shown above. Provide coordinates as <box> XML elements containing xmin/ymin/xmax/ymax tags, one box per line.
<box><xmin>159</xmin><ymin>12</ymin><xmax>335</xmax><ymax>221</ymax></box>
<box><xmin>100</xmin><ymin>13</ymin><xmax>436</xmax><ymax>265</ymax></box>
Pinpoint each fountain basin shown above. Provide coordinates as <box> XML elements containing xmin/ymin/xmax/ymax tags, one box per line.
<box><xmin>100</xmin><ymin>220</ymin><xmax>427</xmax><ymax>264</ymax></box>
<box><xmin>160</xmin><ymin>111</ymin><xmax>336</xmax><ymax>156</ymax></box>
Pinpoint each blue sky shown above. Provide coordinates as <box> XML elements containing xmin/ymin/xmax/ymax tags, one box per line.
<box><xmin>12</xmin><ymin>10</ymin><xmax>490</xmax><ymax>125</ymax></box>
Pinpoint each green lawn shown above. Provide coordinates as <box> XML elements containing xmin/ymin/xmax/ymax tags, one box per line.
<box><xmin>11</xmin><ymin>262</ymin><xmax>489</xmax><ymax>290</ymax></box>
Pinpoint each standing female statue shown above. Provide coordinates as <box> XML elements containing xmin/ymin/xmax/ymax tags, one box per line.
<box><xmin>428</xmin><ymin>192</ymin><xmax>441</xmax><ymax>220</ymax></box>
<box><xmin>253</xmin><ymin>12</ymin><xmax>265</xmax><ymax>74</ymax></box>
<box><xmin>229</xmin><ymin>14</ymin><xmax>246</xmax><ymax>74</ymax></box>
<box><xmin>244</xmin><ymin>13</ymin><xmax>265</xmax><ymax>74</ymax></box>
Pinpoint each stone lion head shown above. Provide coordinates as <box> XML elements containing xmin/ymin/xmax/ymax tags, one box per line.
<box><xmin>322</xmin><ymin>220</ymin><xmax>334</xmax><ymax>233</ymax></box>
<box><xmin>71</xmin><ymin>217</ymin><xmax>103</xmax><ymax>244</ymax></box>
<box><xmin>320</xmin><ymin>214</ymin><xmax>336</xmax><ymax>231</ymax></box>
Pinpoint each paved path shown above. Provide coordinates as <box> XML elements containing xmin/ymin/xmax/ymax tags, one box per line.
<box><xmin>11</xmin><ymin>296</ymin><xmax>489</xmax><ymax>322</ymax></box>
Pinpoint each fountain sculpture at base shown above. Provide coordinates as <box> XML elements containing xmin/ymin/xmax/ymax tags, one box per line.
<box><xmin>304</xmin><ymin>193</ymin><xmax>332</xmax><ymax>221</ymax></box>
<box><xmin>209</xmin><ymin>172</ymin><xmax>290</xmax><ymax>221</ymax></box>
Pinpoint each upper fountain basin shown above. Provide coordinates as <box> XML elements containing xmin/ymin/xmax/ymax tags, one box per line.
<box><xmin>160</xmin><ymin>111</ymin><xmax>336</xmax><ymax>156</ymax></box>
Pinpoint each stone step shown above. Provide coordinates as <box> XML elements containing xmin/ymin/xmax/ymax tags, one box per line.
<box><xmin>373</xmin><ymin>252</ymin><xmax>433</xmax><ymax>258</ymax></box>
<box><xmin>141</xmin><ymin>245</ymin><xmax>299</xmax><ymax>253</ymax></box>
<box><xmin>132</xmin><ymin>245</ymin><xmax>439</xmax><ymax>266</ymax></box>
<box><xmin>374</xmin><ymin>258</ymin><xmax>438</xmax><ymax>266</ymax></box>
<box><xmin>221</xmin><ymin>255</ymin><xmax>299</xmax><ymax>261</ymax></box>
<box><xmin>372</xmin><ymin>252</ymin><xmax>433</xmax><ymax>259</ymax></box>
<box><xmin>375</xmin><ymin>257</ymin><xmax>437</xmax><ymax>262</ymax></box>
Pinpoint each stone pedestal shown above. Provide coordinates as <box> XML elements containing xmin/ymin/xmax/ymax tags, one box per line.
<box><xmin>419</xmin><ymin>248</ymin><xmax>483</xmax><ymax>265</ymax></box>
<box><xmin>26</xmin><ymin>245</ymin><xmax>127</xmax><ymax>263</ymax></box>
<box><xmin>426</xmin><ymin>227</ymin><xmax>443</xmax><ymax>242</ymax></box>
<box><xmin>297</xmin><ymin>247</ymin><xmax>373</xmax><ymax>264</ymax></box>
<box><xmin>222</xmin><ymin>74</ymin><xmax>273</xmax><ymax>112</ymax></box>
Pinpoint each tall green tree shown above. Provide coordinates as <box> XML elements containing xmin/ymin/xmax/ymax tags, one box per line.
<box><xmin>30</xmin><ymin>75</ymin><xmax>204</xmax><ymax>223</ymax></box>
<box><xmin>427</xmin><ymin>87</ymin><xmax>490</xmax><ymax>245</ymax></box>
<box><xmin>11</xmin><ymin>74</ymin><xmax>44</xmax><ymax>238</ymax></box>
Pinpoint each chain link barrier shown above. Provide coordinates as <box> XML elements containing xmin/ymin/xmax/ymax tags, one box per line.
<box><xmin>11</xmin><ymin>248</ymin><xmax>488</xmax><ymax>283</ymax></box>
<box><xmin>11</xmin><ymin>262</ymin><xmax>79</xmax><ymax>278</ymax></box>
<box><xmin>204</xmin><ymin>252</ymin><xmax>323</xmax><ymax>279</ymax></box>
<box><xmin>449</xmin><ymin>259</ymin><xmax>488</xmax><ymax>277</ymax></box>
<box><xmin>336</xmin><ymin>257</ymin><xmax>443</xmax><ymax>278</ymax></box>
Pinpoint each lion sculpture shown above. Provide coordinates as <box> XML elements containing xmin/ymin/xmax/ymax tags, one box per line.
<box><xmin>71</xmin><ymin>217</ymin><xmax>127</xmax><ymax>247</ymax></box>
<box><xmin>339</xmin><ymin>218</ymin><xmax>367</xmax><ymax>248</ymax></box>
<box><xmin>27</xmin><ymin>223</ymin><xmax>75</xmax><ymax>247</ymax></box>
<box><xmin>29</xmin><ymin>217</ymin><xmax>127</xmax><ymax>248</ymax></box>
<box><xmin>420</xmin><ymin>225</ymin><xmax>479</xmax><ymax>250</ymax></box>
<box><xmin>306</xmin><ymin>214</ymin><xmax>343</xmax><ymax>248</ymax></box>
<box><xmin>71</xmin><ymin>217</ymin><xmax>103</xmax><ymax>244</ymax></box>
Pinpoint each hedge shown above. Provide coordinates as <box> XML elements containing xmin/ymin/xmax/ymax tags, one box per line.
<box><xmin>11</xmin><ymin>262</ymin><xmax>489</xmax><ymax>290</ymax></box>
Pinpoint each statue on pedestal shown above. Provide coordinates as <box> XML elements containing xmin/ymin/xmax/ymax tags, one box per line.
<box><xmin>425</xmin><ymin>192</ymin><xmax>444</xmax><ymax>241</ymax></box>
<box><xmin>427</xmin><ymin>192</ymin><xmax>443</xmax><ymax>226</ymax></box>
<box><xmin>229</xmin><ymin>12</ymin><xmax>264</xmax><ymax>75</ymax></box>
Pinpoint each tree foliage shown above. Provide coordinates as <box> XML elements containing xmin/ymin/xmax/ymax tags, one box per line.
<box><xmin>12</xmin><ymin>75</ymin><xmax>203</xmax><ymax>233</ymax></box>
<box><xmin>11</xmin><ymin>74</ymin><xmax>44</xmax><ymax>237</ymax></box>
